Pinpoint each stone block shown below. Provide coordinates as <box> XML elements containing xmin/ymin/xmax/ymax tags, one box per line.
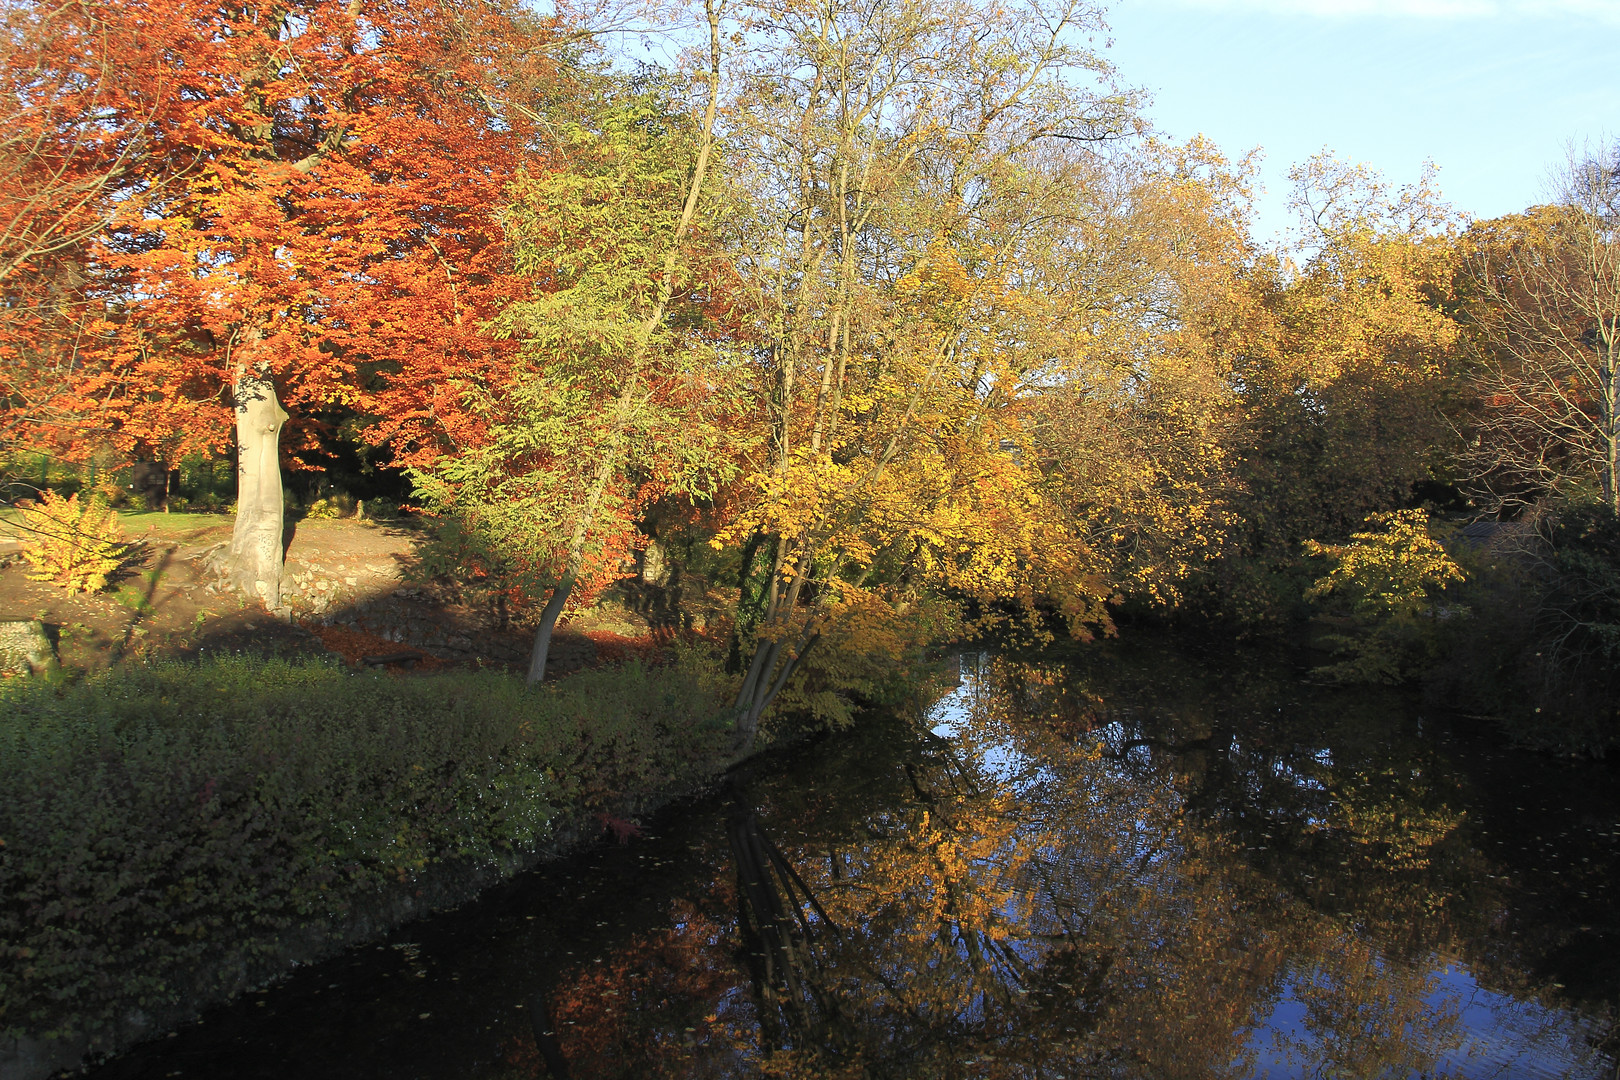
<box><xmin>0</xmin><ymin>619</ymin><xmax>55</xmax><ymax>676</ymax></box>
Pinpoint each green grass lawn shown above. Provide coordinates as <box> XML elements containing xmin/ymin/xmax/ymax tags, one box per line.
<box><xmin>117</xmin><ymin>511</ymin><xmax>235</xmax><ymax>539</ymax></box>
<box><xmin>0</xmin><ymin>508</ymin><xmax>233</xmax><ymax>543</ymax></box>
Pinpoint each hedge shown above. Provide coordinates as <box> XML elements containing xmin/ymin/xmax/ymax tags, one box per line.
<box><xmin>0</xmin><ymin>655</ymin><xmax>730</xmax><ymax>1041</ymax></box>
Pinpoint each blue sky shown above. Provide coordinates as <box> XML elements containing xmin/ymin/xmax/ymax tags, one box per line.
<box><xmin>1102</xmin><ymin>0</ymin><xmax>1620</xmax><ymax>240</ymax></box>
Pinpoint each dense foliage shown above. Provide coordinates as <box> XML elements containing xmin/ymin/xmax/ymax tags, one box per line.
<box><xmin>14</xmin><ymin>489</ymin><xmax>130</xmax><ymax>593</ymax></box>
<box><xmin>1</xmin><ymin>4</ymin><xmax>1617</xmax><ymax>1069</ymax></box>
<box><xmin>0</xmin><ymin>655</ymin><xmax>729</xmax><ymax>1039</ymax></box>
<box><xmin>2</xmin><ymin>0</ymin><xmax>1617</xmax><ymax>750</ymax></box>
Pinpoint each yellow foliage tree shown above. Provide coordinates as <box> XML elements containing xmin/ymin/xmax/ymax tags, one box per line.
<box><xmin>1212</xmin><ymin>155</ymin><xmax>1464</xmax><ymax>617</ymax></box>
<box><xmin>714</xmin><ymin>0</ymin><xmax>1136</xmax><ymax>751</ymax></box>
<box><xmin>1305</xmin><ymin>509</ymin><xmax>1466</xmax><ymax>617</ymax></box>
<box><xmin>1303</xmin><ymin>509</ymin><xmax>1466</xmax><ymax>682</ymax></box>
<box><xmin>1028</xmin><ymin>137</ymin><xmax>1258</xmax><ymax>606</ymax></box>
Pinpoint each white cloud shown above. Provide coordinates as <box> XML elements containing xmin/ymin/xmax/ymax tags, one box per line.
<box><xmin>1153</xmin><ymin>0</ymin><xmax>1620</xmax><ymax>20</ymax></box>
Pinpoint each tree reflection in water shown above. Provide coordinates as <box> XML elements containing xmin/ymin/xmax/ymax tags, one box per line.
<box><xmin>508</xmin><ymin>647</ymin><xmax>1615</xmax><ymax>1080</ymax></box>
<box><xmin>727</xmin><ymin>801</ymin><xmax>845</xmax><ymax>1055</ymax></box>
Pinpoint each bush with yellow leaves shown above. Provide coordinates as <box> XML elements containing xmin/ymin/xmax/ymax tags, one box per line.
<box><xmin>302</xmin><ymin>489</ymin><xmax>358</xmax><ymax>520</ymax></box>
<box><xmin>15</xmin><ymin>489</ymin><xmax>132</xmax><ymax>593</ymax></box>
<box><xmin>1303</xmin><ymin>509</ymin><xmax>1466</xmax><ymax>684</ymax></box>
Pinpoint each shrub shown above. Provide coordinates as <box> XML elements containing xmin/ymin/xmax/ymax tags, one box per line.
<box><xmin>303</xmin><ymin>491</ymin><xmax>357</xmax><ymax>520</ymax></box>
<box><xmin>1302</xmin><ymin>510</ymin><xmax>1466</xmax><ymax>683</ymax></box>
<box><xmin>173</xmin><ymin>455</ymin><xmax>235</xmax><ymax>511</ymax></box>
<box><xmin>14</xmin><ymin>490</ymin><xmax>132</xmax><ymax>593</ymax></box>
<box><xmin>0</xmin><ymin>656</ymin><xmax>729</xmax><ymax>1040</ymax></box>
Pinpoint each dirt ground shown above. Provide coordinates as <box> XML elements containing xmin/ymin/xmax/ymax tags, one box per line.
<box><xmin>0</xmin><ymin>513</ymin><xmax>358</xmax><ymax>672</ymax></box>
<box><xmin>0</xmin><ymin>512</ymin><xmax>671</xmax><ymax>677</ymax></box>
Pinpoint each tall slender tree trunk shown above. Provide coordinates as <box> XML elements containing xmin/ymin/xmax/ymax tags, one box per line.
<box><xmin>1606</xmin><ymin>327</ymin><xmax>1619</xmax><ymax>517</ymax></box>
<box><xmin>227</xmin><ymin>362</ymin><xmax>289</xmax><ymax>610</ymax></box>
<box><xmin>522</xmin><ymin>0</ymin><xmax>726</xmax><ymax>686</ymax></box>
<box><xmin>525</xmin><ymin>569</ymin><xmax>576</xmax><ymax>684</ymax></box>
<box><xmin>525</xmin><ymin>402</ymin><xmax>625</xmax><ymax>686</ymax></box>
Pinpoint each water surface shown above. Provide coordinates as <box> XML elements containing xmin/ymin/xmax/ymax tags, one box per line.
<box><xmin>84</xmin><ymin>641</ymin><xmax>1619</xmax><ymax>1079</ymax></box>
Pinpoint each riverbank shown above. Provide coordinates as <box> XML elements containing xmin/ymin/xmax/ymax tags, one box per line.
<box><xmin>0</xmin><ymin>654</ymin><xmax>735</xmax><ymax>1080</ymax></box>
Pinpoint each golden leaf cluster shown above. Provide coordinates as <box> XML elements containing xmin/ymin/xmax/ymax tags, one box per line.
<box><xmin>1304</xmin><ymin>509</ymin><xmax>1465</xmax><ymax>619</ymax></box>
<box><xmin>15</xmin><ymin>489</ymin><xmax>129</xmax><ymax>593</ymax></box>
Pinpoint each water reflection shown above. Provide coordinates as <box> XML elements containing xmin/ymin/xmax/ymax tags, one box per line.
<box><xmin>86</xmin><ymin>642</ymin><xmax>1618</xmax><ymax>1079</ymax></box>
<box><xmin>522</xmin><ymin>647</ymin><xmax>1615</xmax><ymax>1079</ymax></box>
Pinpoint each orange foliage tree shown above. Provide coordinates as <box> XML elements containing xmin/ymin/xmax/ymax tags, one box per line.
<box><xmin>1</xmin><ymin>0</ymin><xmax>570</xmax><ymax>607</ymax></box>
<box><xmin>1025</xmin><ymin>137</ymin><xmax>1257</xmax><ymax>609</ymax></box>
<box><xmin>0</xmin><ymin>0</ymin><xmax>180</xmax><ymax>456</ymax></box>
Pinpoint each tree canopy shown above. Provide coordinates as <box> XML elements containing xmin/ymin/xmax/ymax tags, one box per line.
<box><xmin>3</xmin><ymin>0</ymin><xmax>1614</xmax><ymax>747</ymax></box>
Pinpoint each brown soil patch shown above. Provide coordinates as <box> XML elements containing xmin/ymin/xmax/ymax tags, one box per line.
<box><xmin>0</xmin><ymin>512</ymin><xmax>685</xmax><ymax>678</ymax></box>
<box><xmin>0</xmin><ymin>517</ymin><xmax>301</xmax><ymax>671</ymax></box>
<box><xmin>0</xmin><ymin>514</ymin><xmax>430</xmax><ymax>672</ymax></box>
<box><xmin>304</xmin><ymin>623</ymin><xmax>450</xmax><ymax>670</ymax></box>
<box><xmin>581</xmin><ymin>628</ymin><xmax>680</xmax><ymax>665</ymax></box>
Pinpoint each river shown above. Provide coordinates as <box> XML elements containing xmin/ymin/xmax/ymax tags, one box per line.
<box><xmin>81</xmin><ymin>639</ymin><xmax>1618</xmax><ymax>1079</ymax></box>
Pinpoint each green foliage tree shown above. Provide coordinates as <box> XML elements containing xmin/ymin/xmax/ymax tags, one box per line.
<box><xmin>413</xmin><ymin>8</ymin><xmax>740</xmax><ymax>684</ymax></box>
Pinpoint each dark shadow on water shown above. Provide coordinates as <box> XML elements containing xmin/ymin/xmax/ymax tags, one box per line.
<box><xmin>727</xmin><ymin>797</ymin><xmax>845</xmax><ymax>1058</ymax></box>
<box><xmin>526</xmin><ymin>990</ymin><xmax>571</xmax><ymax>1079</ymax></box>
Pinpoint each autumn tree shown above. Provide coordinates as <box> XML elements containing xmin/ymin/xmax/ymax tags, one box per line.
<box><xmin>413</xmin><ymin>0</ymin><xmax>733</xmax><ymax>684</ymax></box>
<box><xmin>0</xmin><ymin>0</ymin><xmax>140</xmax><ymax>291</ymax></box>
<box><xmin>714</xmin><ymin>0</ymin><xmax>1140</xmax><ymax>750</ymax></box>
<box><xmin>1025</xmin><ymin>137</ymin><xmax>1256</xmax><ymax>608</ymax></box>
<box><xmin>1</xmin><ymin>0</ymin><xmax>567</xmax><ymax>607</ymax></box>
<box><xmin>1457</xmin><ymin>142</ymin><xmax>1620</xmax><ymax>516</ymax></box>
<box><xmin>1302</xmin><ymin>508</ymin><xmax>1466</xmax><ymax>683</ymax></box>
<box><xmin>0</xmin><ymin>0</ymin><xmax>176</xmax><ymax>456</ymax></box>
<box><xmin>1207</xmin><ymin>155</ymin><xmax>1463</xmax><ymax>615</ymax></box>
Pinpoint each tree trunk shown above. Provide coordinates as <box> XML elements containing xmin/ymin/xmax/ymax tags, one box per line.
<box><xmin>731</xmin><ymin>631</ymin><xmax>819</xmax><ymax>755</ymax></box>
<box><xmin>1607</xmin><ymin>334</ymin><xmax>1619</xmax><ymax>517</ymax></box>
<box><xmin>525</xmin><ymin>570</ymin><xmax>576</xmax><ymax>686</ymax></box>
<box><xmin>227</xmin><ymin>365</ymin><xmax>289</xmax><ymax>610</ymax></box>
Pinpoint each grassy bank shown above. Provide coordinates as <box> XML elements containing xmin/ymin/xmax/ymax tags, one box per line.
<box><xmin>0</xmin><ymin>654</ymin><xmax>731</xmax><ymax>1048</ymax></box>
